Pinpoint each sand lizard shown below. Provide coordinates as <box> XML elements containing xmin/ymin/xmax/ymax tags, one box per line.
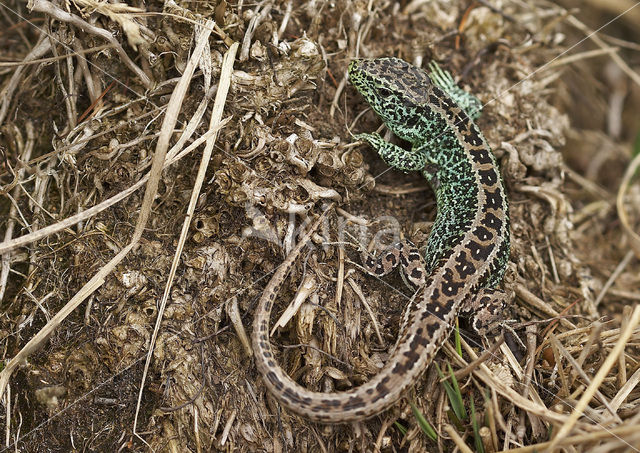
<box><xmin>252</xmin><ymin>57</ymin><xmax>510</xmax><ymax>422</ymax></box>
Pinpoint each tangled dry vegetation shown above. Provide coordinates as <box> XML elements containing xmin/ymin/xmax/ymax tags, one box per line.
<box><xmin>1</xmin><ymin>0</ymin><xmax>639</xmax><ymax>451</ymax></box>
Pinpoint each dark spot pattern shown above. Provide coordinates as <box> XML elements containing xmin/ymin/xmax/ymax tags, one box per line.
<box><xmin>403</xmin><ymin>348</ymin><xmax>420</xmax><ymax>365</ymax></box>
<box><xmin>454</xmin><ymin>251</ymin><xmax>476</xmax><ymax>279</ymax></box>
<box><xmin>484</xmin><ymin>189</ymin><xmax>503</xmax><ymax>210</ymax></box>
<box><xmin>344</xmin><ymin>396</ymin><xmax>366</xmax><ymax>410</ymax></box>
<box><xmin>453</xmin><ymin>113</ymin><xmax>470</xmax><ymax>135</ymax></box>
<box><xmin>467</xmin><ymin>240</ymin><xmax>494</xmax><ymax>261</ymax></box>
<box><xmin>481</xmin><ymin>211</ymin><xmax>503</xmax><ymax>231</ymax></box>
<box><xmin>391</xmin><ymin>359</ymin><xmax>410</xmax><ymax>376</ymax></box>
<box><xmin>440</xmin><ymin>268</ymin><xmax>464</xmax><ymax>297</ymax></box>
<box><xmin>385</xmin><ymin>252</ymin><xmax>398</xmax><ymax>266</ymax></box>
<box><xmin>425</xmin><ymin>318</ymin><xmax>439</xmax><ymax>337</ymax></box>
<box><xmin>472</xmin><ymin>225</ymin><xmax>494</xmax><ymax>242</ymax></box>
<box><xmin>374</xmin><ymin>376</ymin><xmax>391</xmax><ymax>397</ymax></box>
<box><xmin>469</xmin><ymin>148</ymin><xmax>493</xmax><ymax>165</ymax></box>
<box><xmin>442</xmin><ymin>298</ymin><xmax>455</xmax><ymax>313</ymax></box>
<box><xmin>463</xmin><ymin>124</ymin><xmax>484</xmax><ymax>146</ymax></box>
<box><xmin>478</xmin><ymin>168</ymin><xmax>498</xmax><ymax>186</ymax></box>
<box><xmin>320</xmin><ymin>398</ymin><xmax>341</xmax><ymax>408</ymax></box>
<box><xmin>267</xmin><ymin>372</ymin><xmax>284</xmax><ymax>391</ymax></box>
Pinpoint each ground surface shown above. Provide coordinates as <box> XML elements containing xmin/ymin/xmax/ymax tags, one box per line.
<box><xmin>1</xmin><ymin>0</ymin><xmax>639</xmax><ymax>451</ymax></box>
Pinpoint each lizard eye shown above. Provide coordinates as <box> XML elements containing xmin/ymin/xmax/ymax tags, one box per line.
<box><xmin>378</xmin><ymin>87</ymin><xmax>392</xmax><ymax>97</ymax></box>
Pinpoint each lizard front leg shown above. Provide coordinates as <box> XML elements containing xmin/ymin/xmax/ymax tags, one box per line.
<box><xmin>354</xmin><ymin>133</ymin><xmax>427</xmax><ymax>172</ymax></box>
<box><xmin>362</xmin><ymin>241</ymin><xmax>427</xmax><ymax>289</ymax></box>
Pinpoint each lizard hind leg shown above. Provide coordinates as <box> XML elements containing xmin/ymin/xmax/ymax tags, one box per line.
<box><xmin>362</xmin><ymin>241</ymin><xmax>427</xmax><ymax>290</ymax></box>
<box><xmin>461</xmin><ymin>287</ymin><xmax>510</xmax><ymax>336</ymax></box>
<box><xmin>362</xmin><ymin>240</ymin><xmax>427</xmax><ymax>356</ymax></box>
<box><xmin>427</xmin><ymin>61</ymin><xmax>483</xmax><ymax>121</ymax></box>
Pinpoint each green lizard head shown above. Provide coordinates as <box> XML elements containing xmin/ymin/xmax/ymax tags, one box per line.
<box><xmin>348</xmin><ymin>57</ymin><xmax>434</xmax><ymax>136</ymax></box>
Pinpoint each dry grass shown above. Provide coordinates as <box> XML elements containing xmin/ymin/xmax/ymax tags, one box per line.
<box><xmin>1</xmin><ymin>0</ymin><xmax>639</xmax><ymax>451</ymax></box>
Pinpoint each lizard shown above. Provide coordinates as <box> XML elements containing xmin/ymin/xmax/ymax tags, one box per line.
<box><xmin>252</xmin><ymin>57</ymin><xmax>510</xmax><ymax>423</ymax></box>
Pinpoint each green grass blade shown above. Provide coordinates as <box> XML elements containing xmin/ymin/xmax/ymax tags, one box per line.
<box><xmin>435</xmin><ymin>363</ymin><xmax>467</xmax><ymax>421</ymax></box>
<box><xmin>470</xmin><ymin>398</ymin><xmax>485</xmax><ymax>453</ymax></box>
<box><xmin>454</xmin><ymin>317</ymin><xmax>462</xmax><ymax>357</ymax></box>
<box><xmin>410</xmin><ymin>402</ymin><xmax>438</xmax><ymax>441</ymax></box>
<box><xmin>394</xmin><ymin>421</ymin><xmax>408</xmax><ymax>436</ymax></box>
<box><xmin>447</xmin><ymin>363</ymin><xmax>467</xmax><ymax>420</ymax></box>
